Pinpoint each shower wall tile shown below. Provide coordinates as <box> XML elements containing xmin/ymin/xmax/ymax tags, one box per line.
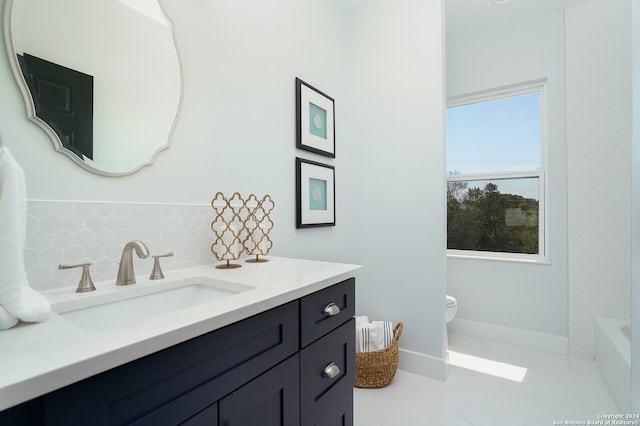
<box><xmin>25</xmin><ymin>201</ymin><xmax>215</xmax><ymax>291</ymax></box>
<box><xmin>565</xmin><ymin>0</ymin><xmax>632</xmax><ymax>358</ymax></box>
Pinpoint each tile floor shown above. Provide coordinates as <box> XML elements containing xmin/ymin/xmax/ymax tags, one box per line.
<box><xmin>354</xmin><ymin>333</ymin><xmax>621</xmax><ymax>426</ymax></box>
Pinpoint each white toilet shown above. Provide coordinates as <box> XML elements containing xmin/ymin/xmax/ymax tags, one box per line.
<box><xmin>446</xmin><ymin>295</ymin><xmax>457</xmax><ymax>323</ymax></box>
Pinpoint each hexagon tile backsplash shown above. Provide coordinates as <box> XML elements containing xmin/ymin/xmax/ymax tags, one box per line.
<box><xmin>25</xmin><ymin>201</ymin><xmax>214</xmax><ymax>291</ymax></box>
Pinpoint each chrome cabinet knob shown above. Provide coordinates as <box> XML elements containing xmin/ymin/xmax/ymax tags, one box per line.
<box><xmin>59</xmin><ymin>263</ymin><xmax>96</xmax><ymax>293</ymax></box>
<box><xmin>323</xmin><ymin>362</ymin><xmax>340</xmax><ymax>379</ymax></box>
<box><xmin>323</xmin><ymin>302</ymin><xmax>340</xmax><ymax>317</ymax></box>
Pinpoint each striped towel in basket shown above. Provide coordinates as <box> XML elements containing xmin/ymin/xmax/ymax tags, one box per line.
<box><xmin>355</xmin><ymin>316</ymin><xmax>394</xmax><ymax>352</ymax></box>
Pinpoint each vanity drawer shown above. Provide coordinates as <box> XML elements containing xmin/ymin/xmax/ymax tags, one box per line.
<box><xmin>299</xmin><ymin>318</ymin><xmax>355</xmax><ymax>426</ymax></box>
<box><xmin>300</xmin><ymin>278</ymin><xmax>355</xmax><ymax>348</ymax></box>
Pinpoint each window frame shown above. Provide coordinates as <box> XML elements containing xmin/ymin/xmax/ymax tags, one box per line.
<box><xmin>445</xmin><ymin>81</ymin><xmax>548</xmax><ymax>263</ymax></box>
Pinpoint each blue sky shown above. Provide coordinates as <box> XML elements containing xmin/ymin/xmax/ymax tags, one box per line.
<box><xmin>446</xmin><ymin>91</ymin><xmax>540</xmax><ymax>174</ymax></box>
<box><xmin>446</xmin><ymin>91</ymin><xmax>541</xmax><ymax>200</ymax></box>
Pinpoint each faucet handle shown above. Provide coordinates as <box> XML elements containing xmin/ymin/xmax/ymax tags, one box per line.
<box><xmin>149</xmin><ymin>252</ymin><xmax>174</xmax><ymax>280</ymax></box>
<box><xmin>59</xmin><ymin>263</ymin><xmax>96</xmax><ymax>293</ymax></box>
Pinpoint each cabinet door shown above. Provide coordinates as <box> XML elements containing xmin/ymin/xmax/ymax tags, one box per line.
<box><xmin>181</xmin><ymin>403</ymin><xmax>218</xmax><ymax>426</ymax></box>
<box><xmin>300</xmin><ymin>319</ymin><xmax>355</xmax><ymax>426</ymax></box>
<box><xmin>219</xmin><ymin>354</ymin><xmax>300</xmax><ymax>426</ymax></box>
<box><xmin>0</xmin><ymin>398</ymin><xmax>42</xmax><ymax>426</ymax></box>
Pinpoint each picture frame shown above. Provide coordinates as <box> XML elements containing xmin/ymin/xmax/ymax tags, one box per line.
<box><xmin>295</xmin><ymin>78</ymin><xmax>335</xmax><ymax>158</ymax></box>
<box><xmin>296</xmin><ymin>157</ymin><xmax>335</xmax><ymax>228</ymax></box>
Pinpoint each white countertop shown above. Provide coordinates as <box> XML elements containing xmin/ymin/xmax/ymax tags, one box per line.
<box><xmin>0</xmin><ymin>257</ymin><xmax>361</xmax><ymax>411</ymax></box>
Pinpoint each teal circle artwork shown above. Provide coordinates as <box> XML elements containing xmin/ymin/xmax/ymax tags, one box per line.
<box><xmin>309</xmin><ymin>178</ymin><xmax>327</xmax><ymax>211</ymax></box>
<box><xmin>309</xmin><ymin>102</ymin><xmax>327</xmax><ymax>139</ymax></box>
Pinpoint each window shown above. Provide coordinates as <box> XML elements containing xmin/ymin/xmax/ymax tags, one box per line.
<box><xmin>446</xmin><ymin>84</ymin><xmax>545</xmax><ymax>260</ymax></box>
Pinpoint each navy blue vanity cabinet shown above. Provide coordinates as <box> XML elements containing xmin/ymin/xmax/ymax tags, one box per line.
<box><xmin>185</xmin><ymin>277</ymin><xmax>355</xmax><ymax>426</ymax></box>
<box><xmin>299</xmin><ymin>278</ymin><xmax>356</xmax><ymax>426</ymax></box>
<box><xmin>0</xmin><ymin>277</ymin><xmax>356</xmax><ymax>426</ymax></box>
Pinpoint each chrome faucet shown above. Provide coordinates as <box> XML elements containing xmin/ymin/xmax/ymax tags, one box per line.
<box><xmin>116</xmin><ymin>240</ymin><xmax>150</xmax><ymax>286</ymax></box>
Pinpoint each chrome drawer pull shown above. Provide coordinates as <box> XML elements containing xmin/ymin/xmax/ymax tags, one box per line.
<box><xmin>323</xmin><ymin>302</ymin><xmax>340</xmax><ymax>316</ymax></box>
<box><xmin>323</xmin><ymin>362</ymin><xmax>340</xmax><ymax>379</ymax></box>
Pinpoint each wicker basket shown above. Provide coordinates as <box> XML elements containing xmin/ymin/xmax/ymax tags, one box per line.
<box><xmin>355</xmin><ymin>322</ymin><xmax>403</xmax><ymax>388</ymax></box>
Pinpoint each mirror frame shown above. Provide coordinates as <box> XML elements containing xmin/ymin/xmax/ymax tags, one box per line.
<box><xmin>2</xmin><ymin>0</ymin><xmax>184</xmax><ymax>177</ymax></box>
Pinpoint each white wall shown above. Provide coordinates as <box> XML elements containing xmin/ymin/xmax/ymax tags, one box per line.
<box><xmin>346</xmin><ymin>0</ymin><xmax>447</xmax><ymax>375</ymax></box>
<box><xmin>565</xmin><ymin>0</ymin><xmax>632</xmax><ymax>359</ymax></box>
<box><xmin>632</xmin><ymin>0</ymin><xmax>640</xmax><ymax>412</ymax></box>
<box><xmin>445</xmin><ymin>12</ymin><xmax>569</xmax><ymax>341</ymax></box>
<box><xmin>0</xmin><ymin>0</ymin><xmax>447</xmax><ymax>377</ymax></box>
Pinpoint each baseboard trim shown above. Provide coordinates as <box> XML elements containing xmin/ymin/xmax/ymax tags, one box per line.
<box><xmin>448</xmin><ymin>318</ymin><xmax>568</xmax><ymax>354</ymax></box>
<box><xmin>398</xmin><ymin>348</ymin><xmax>448</xmax><ymax>381</ymax></box>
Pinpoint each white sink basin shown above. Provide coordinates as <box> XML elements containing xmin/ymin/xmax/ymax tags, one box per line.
<box><xmin>52</xmin><ymin>277</ymin><xmax>254</xmax><ymax>332</ymax></box>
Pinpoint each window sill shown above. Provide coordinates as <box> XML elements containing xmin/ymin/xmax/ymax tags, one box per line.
<box><xmin>446</xmin><ymin>251</ymin><xmax>551</xmax><ymax>265</ymax></box>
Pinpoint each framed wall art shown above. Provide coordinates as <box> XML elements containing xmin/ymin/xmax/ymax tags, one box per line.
<box><xmin>296</xmin><ymin>157</ymin><xmax>335</xmax><ymax>228</ymax></box>
<box><xmin>295</xmin><ymin>77</ymin><xmax>335</xmax><ymax>158</ymax></box>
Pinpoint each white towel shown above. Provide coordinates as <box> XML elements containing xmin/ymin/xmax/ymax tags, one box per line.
<box><xmin>0</xmin><ymin>306</ymin><xmax>18</xmax><ymax>329</ymax></box>
<box><xmin>355</xmin><ymin>316</ymin><xmax>393</xmax><ymax>353</ymax></box>
<box><xmin>0</xmin><ymin>147</ymin><xmax>50</xmax><ymax>329</ymax></box>
<box><xmin>355</xmin><ymin>315</ymin><xmax>369</xmax><ymax>328</ymax></box>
